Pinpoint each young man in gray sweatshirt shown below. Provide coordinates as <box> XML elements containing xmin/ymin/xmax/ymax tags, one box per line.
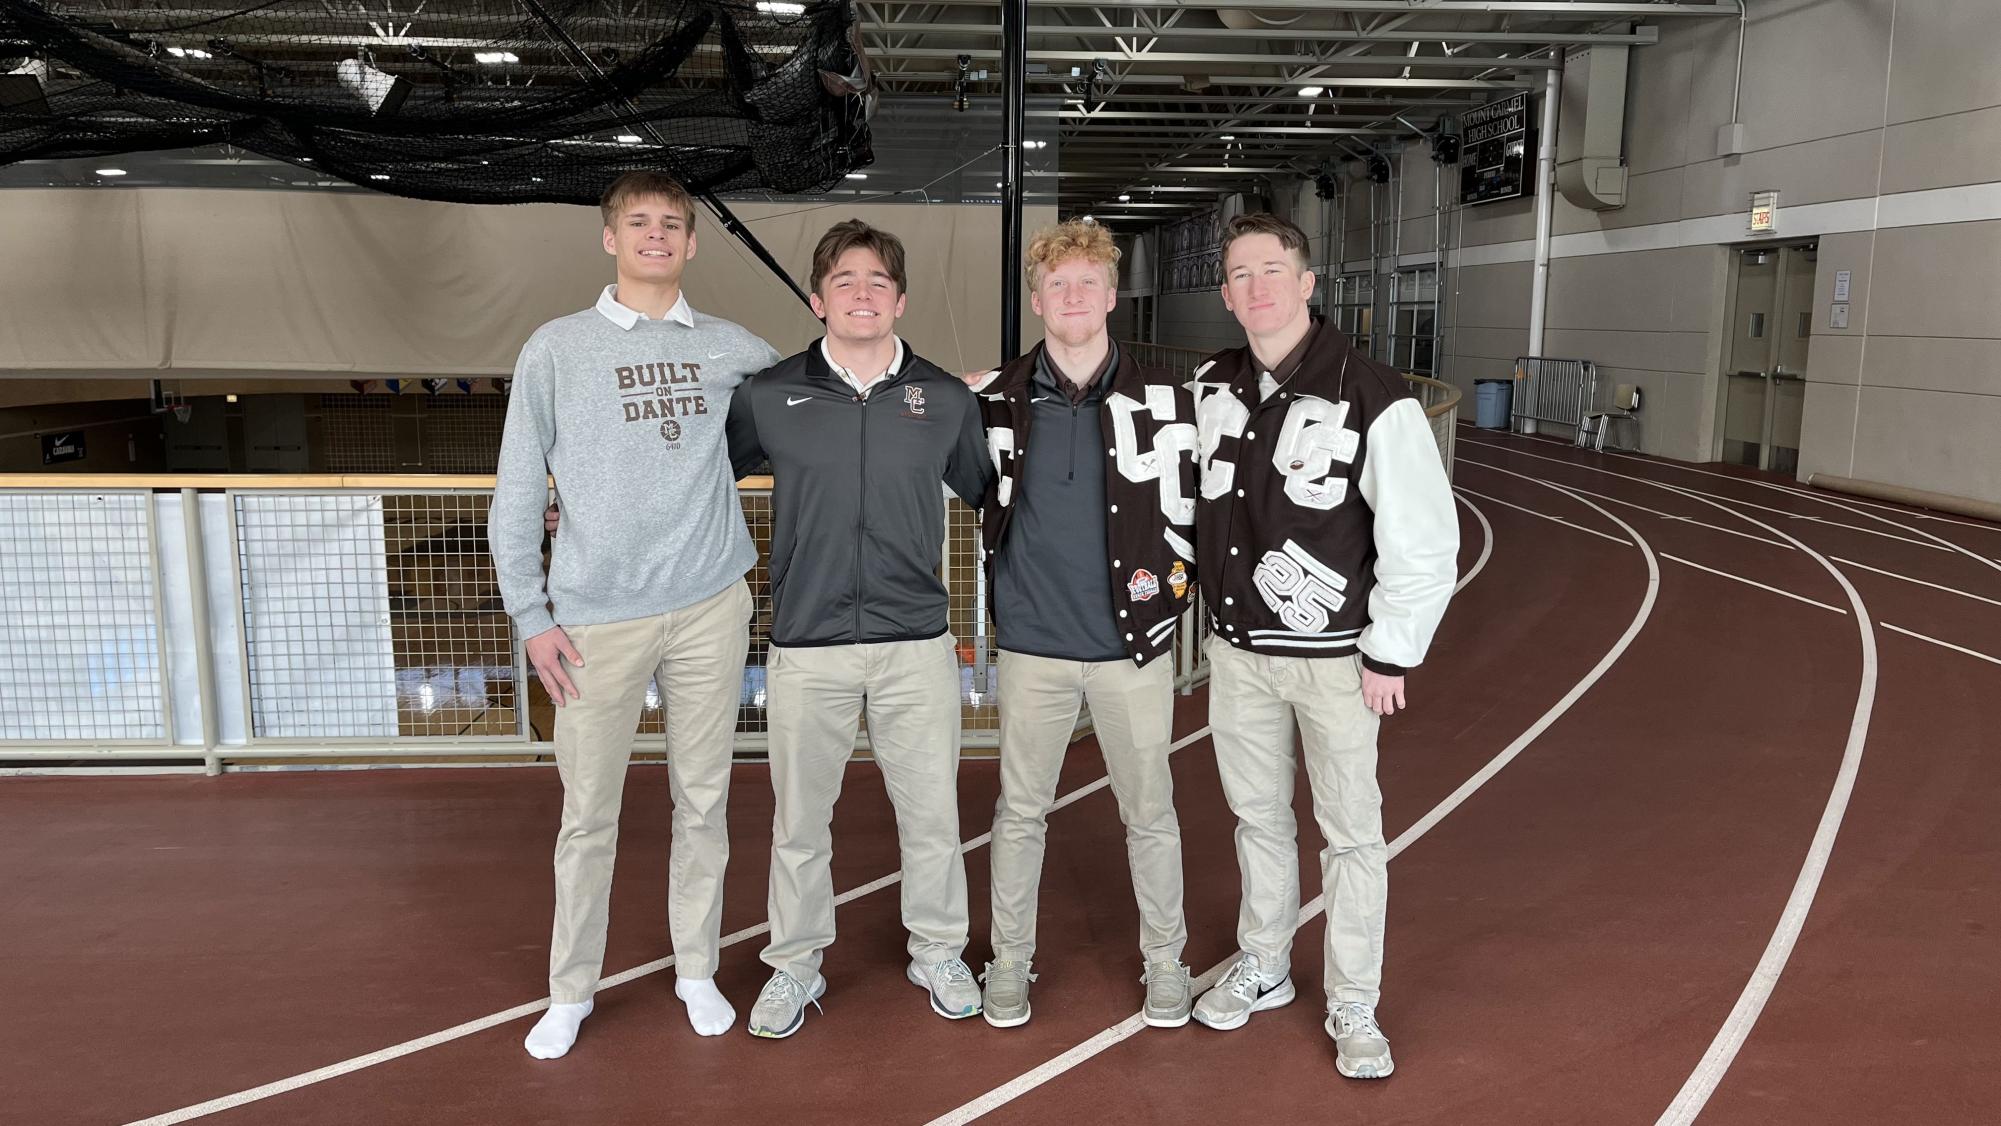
<box><xmin>489</xmin><ymin>171</ymin><xmax>780</xmax><ymax>1060</ymax></box>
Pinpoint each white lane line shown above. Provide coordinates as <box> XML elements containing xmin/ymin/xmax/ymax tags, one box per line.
<box><xmin>1477</xmin><ymin>427</ymin><xmax>2001</xmax><ymax>536</ymax></box>
<box><xmin>1634</xmin><ymin>503</ymin><xmax>1878</xmax><ymax>1126</ymax></box>
<box><xmin>1454</xmin><ymin>492</ymin><xmax>1495</xmax><ymax>595</ymax></box>
<box><xmin>929</xmin><ymin>485</ymin><xmax>1661</xmax><ymax>1126</ymax></box>
<box><xmin>1459</xmin><ymin>457</ymin><xmax>1793</xmax><ymax>550</ymax></box>
<box><xmin>1461</xmin><ymin>435</ymin><xmax>2001</xmax><ymax>580</ymax></box>
<box><xmin>1830</xmin><ymin>557</ymin><xmax>2001</xmax><ymax>610</ymax></box>
<box><xmin>121</xmin><ymin>726</ymin><xmax>1217</xmax><ymax>1126</ymax></box>
<box><xmin>1459</xmin><ymin>449</ymin><xmax>1885</xmax><ymax>1126</ymax></box>
<box><xmin>1659</xmin><ymin>554</ymin><xmax>1848</xmax><ymax>615</ymax></box>
<box><xmin>1878</xmin><ymin>623</ymin><xmax>2001</xmax><ymax>667</ymax></box>
<box><xmin>1453</xmin><ymin>486</ymin><xmax>1631</xmax><ymax>545</ymax></box>
<box><xmin>1458</xmin><ymin>437</ymin><xmax>1953</xmax><ymax>554</ymax></box>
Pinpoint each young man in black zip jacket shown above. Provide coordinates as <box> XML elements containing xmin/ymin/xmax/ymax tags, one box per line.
<box><xmin>1186</xmin><ymin>213</ymin><xmax>1458</xmax><ymax>1080</ymax></box>
<box><xmin>966</xmin><ymin>220</ymin><xmax>1200</xmax><ymax>1029</ymax></box>
<box><xmin>725</xmin><ymin>219</ymin><xmax>993</xmax><ymax>1038</ymax></box>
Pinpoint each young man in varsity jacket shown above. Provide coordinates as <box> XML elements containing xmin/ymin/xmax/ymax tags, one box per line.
<box><xmin>1187</xmin><ymin>213</ymin><xmax>1458</xmax><ymax>1080</ymax></box>
<box><xmin>967</xmin><ymin>220</ymin><xmax>1200</xmax><ymax>1029</ymax></box>
<box><xmin>725</xmin><ymin>219</ymin><xmax>994</xmax><ymax>1039</ymax></box>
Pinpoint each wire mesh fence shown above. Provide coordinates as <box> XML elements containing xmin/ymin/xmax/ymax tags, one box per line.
<box><xmin>0</xmin><ymin>492</ymin><xmax>166</xmax><ymax>742</ymax></box>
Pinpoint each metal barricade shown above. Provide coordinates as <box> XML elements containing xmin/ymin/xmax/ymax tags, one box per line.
<box><xmin>1511</xmin><ymin>356</ymin><xmax>1597</xmax><ymax>434</ymax></box>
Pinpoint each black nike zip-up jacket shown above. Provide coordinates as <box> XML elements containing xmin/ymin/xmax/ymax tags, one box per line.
<box><xmin>727</xmin><ymin>340</ymin><xmax>992</xmax><ymax>648</ymax></box>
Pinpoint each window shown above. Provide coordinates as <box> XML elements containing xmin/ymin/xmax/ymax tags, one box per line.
<box><xmin>1388</xmin><ymin>266</ymin><xmax>1439</xmax><ymax>374</ymax></box>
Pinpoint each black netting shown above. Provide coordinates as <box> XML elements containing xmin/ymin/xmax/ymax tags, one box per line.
<box><xmin>0</xmin><ymin>0</ymin><xmax>876</xmax><ymax>202</ymax></box>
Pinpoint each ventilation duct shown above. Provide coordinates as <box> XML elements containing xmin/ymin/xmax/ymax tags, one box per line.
<box><xmin>1554</xmin><ymin>40</ymin><xmax>1630</xmax><ymax>211</ymax></box>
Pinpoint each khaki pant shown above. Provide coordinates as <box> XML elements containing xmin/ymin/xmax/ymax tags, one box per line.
<box><xmin>760</xmin><ymin>633</ymin><xmax>968</xmax><ymax>980</ymax></box>
<box><xmin>547</xmin><ymin>578</ymin><xmax>752</xmax><ymax>1004</ymax></box>
<box><xmin>990</xmin><ymin>651</ymin><xmax>1186</xmax><ymax>964</ymax></box>
<box><xmin>1205</xmin><ymin>637</ymin><xmax>1386</xmax><ymax>1006</ymax></box>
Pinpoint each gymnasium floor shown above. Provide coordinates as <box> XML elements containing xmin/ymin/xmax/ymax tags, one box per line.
<box><xmin>8</xmin><ymin>425</ymin><xmax>1999</xmax><ymax>1126</ymax></box>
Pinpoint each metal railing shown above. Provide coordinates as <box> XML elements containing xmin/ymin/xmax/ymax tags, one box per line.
<box><xmin>0</xmin><ymin>475</ymin><xmax>1214</xmax><ymax>768</ymax></box>
<box><xmin>1511</xmin><ymin>356</ymin><xmax>1598</xmax><ymax>435</ymax></box>
<box><xmin>1118</xmin><ymin>340</ymin><xmax>1463</xmax><ymax>476</ymax></box>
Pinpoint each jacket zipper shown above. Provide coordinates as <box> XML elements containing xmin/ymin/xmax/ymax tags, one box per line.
<box><xmin>1068</xmin><ymin>397</ymin><xmax>1079</xmax><ymax>481</ymax></box>
<box><xmin>854</xmin><ymin>388</ymin><xmax>868</xmax><ymax>642</ymax></box>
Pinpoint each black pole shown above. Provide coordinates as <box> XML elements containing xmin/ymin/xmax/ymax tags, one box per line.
<box><xmin>1000</xmin><ymin>0</ymin><xmax>1027</xmax><ymax>362</ymax></box>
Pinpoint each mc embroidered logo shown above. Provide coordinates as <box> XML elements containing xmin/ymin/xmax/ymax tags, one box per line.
<box><xmin>904</xmin><ymin>385</ymin><xmax>927</xmax><ymax>415</ymax></box>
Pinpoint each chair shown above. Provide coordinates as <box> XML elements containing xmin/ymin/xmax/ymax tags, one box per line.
<box><xmin>1577</xmin><ymin>382</ymin><xmax>1641</xmax><ymax>452</ymax></box>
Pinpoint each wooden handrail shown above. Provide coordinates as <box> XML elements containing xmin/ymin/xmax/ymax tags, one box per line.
<box><xmin>0</xmin><ymin>473</ymin><xmax>778</xmax><ymax>490</ymax></box>
<box><xmin>1116</xmin><ymin>340</ymin><xmax>1461</xmax><ymax>419</ymax></box>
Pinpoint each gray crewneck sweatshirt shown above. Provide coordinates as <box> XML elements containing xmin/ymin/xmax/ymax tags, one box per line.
<box><xmin>489</xmin><ymin>285</ymin><xmax>782</xmax><ymax>639</ymax></box>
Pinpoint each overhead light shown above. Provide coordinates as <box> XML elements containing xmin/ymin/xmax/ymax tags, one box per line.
<box><xmin>473</xmin><ymin>51</ymin><xmax>519</xmax><ymax>65</ymax></box>
<box><xmin>1081</xmin><ymin>215</ymin><xmax>1096</xmax><ymax>224</ymax></box>
<box><xmin>336</xmin><ymin>56</ymin><xmax>410</xmax><ymax>115</ymax></box>
<box><xmin>166</xmin><ymin>46</ymin><xmax>212</xmax><ymax>60</ymax></box>
<box><xmin>300</xmin><ymin>157</ymin><xmax>313</xmax><ymax>162</ymax></box>
<box><xmin>369</xmin><ymin>173</ymin><xmax>390</xmax><ymax>181</ymax></box>
<box><xmin>1118</xmin><ymin>194</ymin><xmax>1130</xmax><ymax>202</ymax></box>
<box><xmin>845</xmin><ymin>172</ymin><xmax>868</xmax><ymax>180</ymax></box>
<box><xmin>615</xmin><ymin>133</ymin><xmax>642</xmax><ymax>144</ymax></box>
<box><xmin>1297</xmin><ymin>86</ymin><xmax>1325</xmax><ymax>98</ymax></box>
<box><xmin>756</xmin><ymin>0</ymin><xmax>807</xmax><ymax>12</ymax></box>
<box><xmin>96</xmin><ymin>168</ymin><xmax>127</xmax><ymax>177</ymax></box>
<box><xmin>1219</xmin><ymin>134</ymin><xmax>1236</xmax><ymax>141</ymax></box>
<box><xmin>531</xmin><ymin>176</ymin><xmax>543</xmax><ymax>182</ymax></box>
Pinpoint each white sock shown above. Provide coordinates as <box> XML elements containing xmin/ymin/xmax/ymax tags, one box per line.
<box><xmin>524</xmin><ymin>999</ymin><xmax>593</xmax><ymax>1059</ymax></box>
<box><xmin>675</xmin><ymin>975</ymin><xmax>736</xmax><ymax>1037</ymax></box>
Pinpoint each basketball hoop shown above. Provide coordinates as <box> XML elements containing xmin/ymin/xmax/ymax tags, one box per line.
<box><xmin>173</xmin><ymin>403</ymin><xmax>192</xmax><ymax>424</ymax></box>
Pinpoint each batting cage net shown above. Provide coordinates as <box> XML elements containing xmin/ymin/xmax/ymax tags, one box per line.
<box><xmin>0</xmin><ymin>0</ymin><xmax>876</xmax><ymax>202</ymax></box>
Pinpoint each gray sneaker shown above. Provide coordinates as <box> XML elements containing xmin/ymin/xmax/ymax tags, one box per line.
<box><xmin>907</xmin><ymin>957</ymin><xmax>984</xmax><ymax>1019</ymax></box>
<box><xmin>1191</xmin><ymin>955</ymin><xmax>1295</xmax><ymax>1030</ymax></box>
<box><xmin>1326</xmin><ymin>1002</ymin><xmax>1395</xmax><ymax>1079</ymax></box>
<box><xmin>980</xmin><ymin>960</ymin><xmax>1036</xmax><ymax>1028</ymax></box>
<box><xmin>1141</xmin><ymin>960</ymin><xmax>1192</xmax><ymax>1028</ymax></box>
<box><xmin>746</xmin><ymin>970</ymin><xmax>825</xmax><ymax>1039</ymax></box>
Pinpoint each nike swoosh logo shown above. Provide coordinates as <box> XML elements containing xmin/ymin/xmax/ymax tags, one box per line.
<box><xmin>707</xmin><ymin>350</ymin><xmax>731</xmax><ymax>360</ymax></box>
<box><xmin>786</xmin><ymin>396</ymin><xmax>812</xmax><ymax>406</ymax></box>
<box><xmin>1031</xmin><ymin>396</ymin><xmax>1049</xmax><ymax>403</ymax></box>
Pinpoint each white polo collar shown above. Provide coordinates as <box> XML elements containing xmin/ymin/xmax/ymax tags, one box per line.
<box><xmin>595</xmin><ymin>284</ymin><xmax>695</xmax><ymax>331</ymax></box>
<box><xmin>819</xmin><ymin>335</ymin><xmax>905</xmax><ymax>396</ymax></box>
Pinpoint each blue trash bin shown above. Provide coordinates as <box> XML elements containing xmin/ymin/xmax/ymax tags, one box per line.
<box><xmin>1475</xmin><ymin>379</ymin><xmax>1513</xmax><ymax>429</ymax></box>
